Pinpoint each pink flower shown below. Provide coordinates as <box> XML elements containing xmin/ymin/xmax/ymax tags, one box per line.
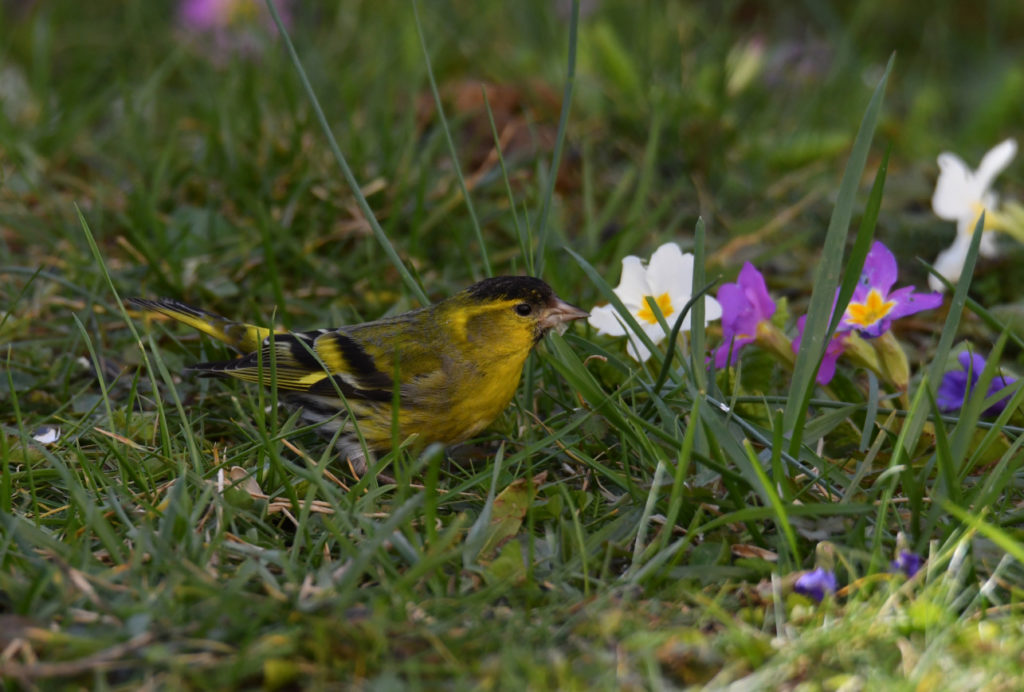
<box><xmin>179</xmin><ymin>0</ymin><xmax>291</xmax><ymax>58</ymax></box>
<box><xmin>180</xmin><ymin>0</ymin><xmax>289</xmax><ymax>30</ymax></box>
<box><xmin>714</xmin><ymin>263</ymin><xmax>777</xmax><ymax>367</ymax></box>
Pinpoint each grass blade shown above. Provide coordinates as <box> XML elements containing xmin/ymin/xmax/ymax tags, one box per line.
<box><xmin>410</xmin><ymin>0</ymin><xmax>491</xmax><ymax>277</ymax></box>
<box><xmin>263</xmin><ymin>0</ymin><xmax>428</xmax><ymax>304</ymax></box>
<box><xmin>534</xmin><ymin>0</ymin><xmax>579</xmax><ymax>275</ymax></box>
<box><xmin>784</xmin><ymin>54</ymin><xmax>894</xmax><ymax>452</ymax></box>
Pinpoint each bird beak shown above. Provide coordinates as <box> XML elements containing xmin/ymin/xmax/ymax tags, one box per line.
<box><xmin>539</xmin><ymin>298</ymin><xmax>589</xmax><ymax>335</ymax></box>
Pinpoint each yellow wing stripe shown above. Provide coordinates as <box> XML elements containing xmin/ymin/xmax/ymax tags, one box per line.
<box><xmin>217</xmin><ymin>366</ymin><xmax>328</xmax><ymax>389</ymax></box>
<box><xmin>314</xmin><ymin>335</ymin><xmax>350</xmax><ymax>373</ymax></box>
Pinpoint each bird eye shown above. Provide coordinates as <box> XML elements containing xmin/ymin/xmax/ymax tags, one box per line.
<box><xmin>515</xmin><ymin>303</ymin><xmax>533</xmax><ymax>316</ymax></box>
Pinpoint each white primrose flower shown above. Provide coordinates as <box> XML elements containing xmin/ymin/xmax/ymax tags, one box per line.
<box><xmin>930</xmin><ymin>138</ymin><xmax>1017</xmax><ymax>291</ymax></box>
<box><xmin>588</xmin><ymin>242</ymin><xmax>722</xmax><ymax>362</ymax></box>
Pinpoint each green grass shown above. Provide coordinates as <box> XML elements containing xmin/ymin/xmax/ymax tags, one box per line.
<box><xmin>4</xmin><ymin>0</ymin><xmax>1024</xmax><ymax>688</ymax></box>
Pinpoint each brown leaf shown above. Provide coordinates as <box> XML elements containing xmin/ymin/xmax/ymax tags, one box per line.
<box><xmin>731</xmin><ymin>544</ymin><xmax>778</xmax><ymax>561</ymax></box>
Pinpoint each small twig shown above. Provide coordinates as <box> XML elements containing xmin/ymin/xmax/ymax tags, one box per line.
<box><xmin>0</xmin><ymin>632</ymin><xmax>155</xmax><ymax>680</ymax></box>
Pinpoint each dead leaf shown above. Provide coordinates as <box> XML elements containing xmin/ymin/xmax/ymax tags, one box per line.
<box><xmin>228</xmin><ymin>466</ymin><xmax>263</xmax><ymax>496</ymax></box>
<box><xmin>479</xmin><ymin>472</ymin><xmax>547</xmax><ymax>559</ymax></box>
<box><xmin>731</xmin><ymin>544</ymin><xmax>778</xmax><ymax>561</ymax></box>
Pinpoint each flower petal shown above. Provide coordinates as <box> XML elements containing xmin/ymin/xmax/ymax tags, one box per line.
<box><xmin>645</xmin><ymin>243</ymin><xmax>694</xmax><ymax>301</ymax></box>
<box><xmin>32</xmin><ymin>425</ymin><xmax>61</xmax><ymax>446</ymax></box>
<box><xmin>860</xmin><ymin>241</ymin><xmax>899</xmax><ymax>294</ymax></box>
<box><xmin>738</xmin><ymin>262</ymin><xmax>776</xmax><ymax>321</ymax></box>
<box><xmin>929</xmin><ymin>233</ymin><xmax>974</xmax><ymax>291</ymax></box>
<box><xmin>941</xmin><ymin>349</ymin><xmax>1018</xmax><ymax>417</ymax></box>
<box><xmin>979</xmin><ymin>229</ymin><xmax>999</xmax><ymax>258</ymax></box>
<box><xmin>702</xmin><ymin>295</ymin><xmax>723</xmax><ymax>323</ymax></box>
<box><xmin>937</xmin><ymin>369</ymin><xmax>969</xmax><ymax>411</ymax></box>
<box><xmin>670</xmin><ymin>296</ymin><xmax>721</xmax><ymax>331</ymax></box>
<box><xmin>957</xmin><ymin>350</ymin><xmax>988</xmax><ymax>381</ymax></box>
<box><xmin>818</xmin><ymin>334</ymin><xmax>847</xmax><ymax>384</ymax></box>
<box><xmin>974</xmin><ymin>138</ymin><xmax>1017</xmax><ymax>195</ymax></box>
<box><xmin>885</xmin><ymin>286</ymin><xmax>944</xmax><ymax>321</ymax></box>
<box><xmin>614</xmin><ymin>256</ymin><xmax>652</xmax><ymax>310</ymax></box>
<box><xmin>891</xmin><ymin>551</ymin><xmax>923</xmax><ymax>578</ymax></box>
<box><xmin>717</xmin><ymin>283</ymin><xmax>751</xmax><ymax>336</ymax></box>
<box><xmin>624</xmin><ymin>334</ymin><xmax>654</xmax><ymax>362</ymax></box>
<box><xmin>794</xmin><ymin>315</ymin><xmax>846</xmax><ymax>385</ymax></box>
<box><xmin>792</xmin><ymin>314</ymin><xmax>807</xmax><ymax>353</ymax></box>
<box><xmin>986</xmin><ymin>376</ymin><xmax>1018</xmax><ymax>416</ymax></box>
<box><xmin>932</xmin><ymin>152</ymin><xmax>975</xmax><ymax>220</ymax></box>
<box><xmin>640</xmin><ymin>320</ymin><xmax>668</xmax><ymax>344</ymax></box>
<box><xmin>794</xmin><ymin>567</ymin><xmax>837</xmax><ymax>602</ymax></box>
<box><xmin>587</xmin><ymin>304</ymin><xmax>628</xmax><ymax>337</ymax></box>
<box><xmin>714</xmin><ymin>336</ymin><xmax>755</xmax><ymax>367</ymax></box>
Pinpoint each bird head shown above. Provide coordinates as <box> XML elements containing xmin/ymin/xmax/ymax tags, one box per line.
<box><xmin>443</xmin><ymin>276</ymin><xmax>588</xmax><ymax>351</ymax></box>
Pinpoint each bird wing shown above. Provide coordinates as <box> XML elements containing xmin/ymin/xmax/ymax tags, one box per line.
<box><xmin>190</xmin><ymin>311</ymin><xmax>451</xmax><ymax>406</ymax></box>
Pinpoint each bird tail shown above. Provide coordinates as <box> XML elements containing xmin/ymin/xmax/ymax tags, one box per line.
<box><xmin>126</xmin><ymin>298</ymin><xmax>274</xmax><ymax>353</ymax></box>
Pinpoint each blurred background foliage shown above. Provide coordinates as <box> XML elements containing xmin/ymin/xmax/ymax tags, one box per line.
<box><xmin>2</xmin><ymin>0</ymin><xmax>1024</xmax><ymax>373</ymax></box>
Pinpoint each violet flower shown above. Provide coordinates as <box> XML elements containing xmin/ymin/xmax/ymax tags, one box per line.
<box><xmin>793</xmin><ymin>315</ymin><xmax>847</xmax><ymax>385</ymax></box>
<box><xmin>794</xmin><ymin>567</ymin><xmax>837</xmax><ymax>602</ymax></box>
<box><xmin>179</xmin><ymin>0</ymin><xmax>291</xmax><ymax>58</ymax></box>
<box><xmin>839</xmin><ymin>241</ymin><xmax>943</xmax><ymax>338</ymax></box>
<box><xmin>180</xmin><ymin>0</ymin><xmax>290</xmax><ymax>30</ymax></box>
<box><xmin>937</xmin><ymin>351</ymin><xmax>1018</xmax><ymax>416</ymax></box>
<box><xmin>714</xmin><ymin>262</ymin><xmax>777</xmax><ymax>367</ymax></box>
<box><xmin>891</xmin><ymin>551</ymin><xmax>923</xmax><ymax>578</ymax></box>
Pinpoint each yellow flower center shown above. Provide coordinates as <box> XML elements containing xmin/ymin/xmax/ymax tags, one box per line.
<box><xmin>845</xmin><ymin>289</ymin><xmax>895</xmax><ymax>328</ymax></box>
<box><xmin>636</xmin><ymin>293</ymin><xmax>675</xmax><ymax>325</ymax></box>
<box><xmin>967</xmin><ymin>201</ymin><xmax>1004</xmax><ymax>234</ymax></box>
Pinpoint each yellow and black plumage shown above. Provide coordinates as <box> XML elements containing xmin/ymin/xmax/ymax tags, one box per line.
<box><xmin>128</xmin><ymin>276</ymin><xmax>587</xmax><ymax>472</ymax></box>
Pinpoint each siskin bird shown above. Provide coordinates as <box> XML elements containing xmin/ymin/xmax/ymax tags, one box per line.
<box><xmin>128</xmin><ymin>276</ymin><xmax>587</xmax><ymax>472</ymax></box>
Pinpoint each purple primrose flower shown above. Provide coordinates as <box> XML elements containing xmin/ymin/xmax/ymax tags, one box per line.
<box><xmin>181</xmin><ymin>0</ymin><xmax>289</xmax><ymax>30</ymax></box>
<box><xmin>839</xmin><ymin>241</ymin><xmax>943</xmax><ymax>338</ymax></box>
<box><xmin>794</xmin><ymin>567</ymin><xmax>837</xmax><ymax>602</ymax></box>
<box><xmin>179</xmin><ymin>0</ymin><xmax>291</xmax><ymax>58</ymax></box>
<box><xmin>891</xmin><ymin>551</ymin><xmax>923</xmax><ymax>578</ymax></box>
<box><xmin>937</xmin><ymin>351</ymin><xmax>1018</xmax><ymax>416</ymax></box>
<box><xmin>793</xmin><ymin>315</ymin><xmax>847</xmax><ymax>385</ymax></box>
<box><xmin>714</xmin><ymin>262</ymin><xmax>777</xmax><ymax>367</ymax></box>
